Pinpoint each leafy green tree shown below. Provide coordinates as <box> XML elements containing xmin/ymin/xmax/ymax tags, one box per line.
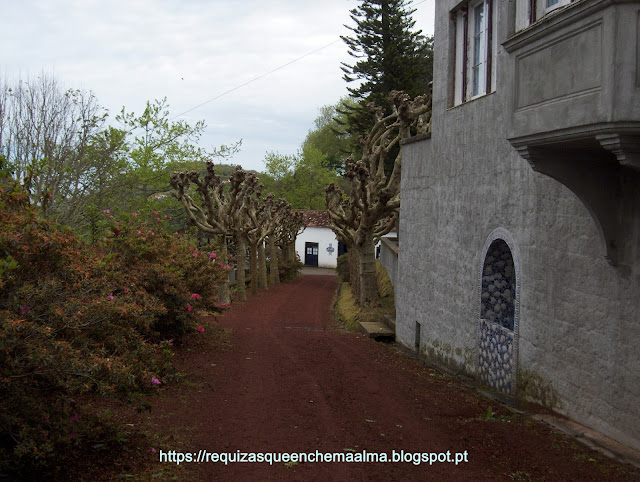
<box><xmin>116</xmin><ymin>98</ymin><xmax>241</xmax><ymax>220</ymax></box>
<box><xmin>339</xmin><ymin>0</ymin><xmax>433</xmax><ymax>140</ymax></box>
<box><xmin>302</xmin><ymin>97</ymin><xmax>358</xmax><ymax>172</ymax></box>
<box><xmin>260</xmin><ymin>147</ymin><xmax>342</xmax><ymax>210</ymax></box>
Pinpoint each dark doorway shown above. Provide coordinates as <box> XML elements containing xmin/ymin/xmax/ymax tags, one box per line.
<box><xmin>304</xmin><ymin>242</ymin><xmax>319</xmax><ymax>266</ymax></box>
<box><xmin>479</xmin><ymin>238</ymin><xmax>517</xmax><ymax>395</ymax></box>
<box><xmin>338</xmin><ymin>241</ymin><xmax>347</xmax><ymax>256</ymax></box>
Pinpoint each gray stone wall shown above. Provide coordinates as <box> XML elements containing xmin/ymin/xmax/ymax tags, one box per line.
<box><xmin>379</xmin><ymin>237</ymin><xmax>399</xmax><ymax>289</ymax></box>
<box><xmin>397</xmin><ymin>0</ymin><xmax>640</xmax><ymax>451</ymax></box>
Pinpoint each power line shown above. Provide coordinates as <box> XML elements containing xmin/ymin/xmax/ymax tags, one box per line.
<box><xmin>170</xmin><ymin>0</ymin><xmax>431</xmax><ymax>121</ymax></box>
<box><xmin>170</xmin><ymin>39</ymin><xmax>341</xmax><ymax>120</ymax></box>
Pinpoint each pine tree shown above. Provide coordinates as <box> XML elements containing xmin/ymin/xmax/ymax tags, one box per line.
<box><xmin>339</xmin><ymin>0</ymin><xmax>433</xmax><ymax>138</ymax></box>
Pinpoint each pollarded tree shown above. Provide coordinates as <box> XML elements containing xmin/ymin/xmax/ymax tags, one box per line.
<box><xmin>326</xmin><ymin>89</ymin><xmax>432</xmax><ymax>306</ymax></box>
<box><xmin>169</xmin><ymin>162</ymin><xmax>252</xmax><ymax>303</ymax></box>
<box><xmin>244</xmin><ymin>193</ymin><xmax>293</xmax><ymax>291</ymax></box>
<box><xmin>237</xmin><ymin>172</ymin><xmax>269</xmax><ymax>296</ymax></box>
<box><xmin>265</xmin><ymin>198</ymin><xmax>293</xmax><ymax>285</ymax></box>
<box><xmin>275</xmin><ymin>205</ymin><xmax>305</xmax><ymax>267</ymax></box>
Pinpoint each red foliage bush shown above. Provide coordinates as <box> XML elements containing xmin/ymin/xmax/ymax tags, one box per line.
<box><xmin>0</xmin><ymin>185</ymin><xmax>227</xmax><ymax>475</ymax></box>
<box><xmin>278</xmin><ymin>257</ymin><xmax>304</xmax><ymax>282</ymax></box>
<box><xmin>98</xmin><ymin>211</ymin><xmax>228</xmax><ymax>339</ymax></box>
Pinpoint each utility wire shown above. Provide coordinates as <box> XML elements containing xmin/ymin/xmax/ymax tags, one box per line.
<box><xmin>170</xmin><ymin>39</ymin><xmax>342</xmax><ymax>120</ymax></box>
<box><xmin>170</xmin><ymin>0</ymin><xmax>431</xmax><ymax>120</ymax></box>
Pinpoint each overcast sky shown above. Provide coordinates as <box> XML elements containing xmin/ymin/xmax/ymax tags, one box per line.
<box><xmin>1</xmin><ymin>0</ymin><xmax>435</xmax><ymax>172</ymax></box>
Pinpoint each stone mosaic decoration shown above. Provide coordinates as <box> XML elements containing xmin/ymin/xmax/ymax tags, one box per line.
<box><xmin>478</xmin><ymin>230</ymin><xmax>520</xmax><ymax>396</ymax></box>
<box><xmin>481</xmin><ymin>240</ymin><xmax>516</xmax><ymax>330</ymax></box>
<box><xmin>479</xmin><ymin>319</ymin><xmax>514</xmax><ymax>393</ymax></box>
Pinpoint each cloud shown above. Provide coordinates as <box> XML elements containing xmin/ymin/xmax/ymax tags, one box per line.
<box><xmin>1</xmin><ymin>0</ymin><xmax>434</xmax><ymax>171</ymax></box>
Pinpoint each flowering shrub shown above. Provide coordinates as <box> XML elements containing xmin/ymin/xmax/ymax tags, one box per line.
<box><xmin>0</xmin><ymin>185</ymin><xmax>226</xmax><ymax>475</ymax></box>
<box><xmin>97</xmin><ymin>210</ymin><xmax>228</xmax><ymax>339</ymax></box>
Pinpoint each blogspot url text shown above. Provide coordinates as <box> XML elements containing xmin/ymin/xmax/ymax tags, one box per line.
<box><xmin>159</xmin><ymin>449</ymin><xmax>469</xmax><ymax>466</ymax></box>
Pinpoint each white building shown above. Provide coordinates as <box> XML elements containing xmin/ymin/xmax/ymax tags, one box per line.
<box><xmin>294</xmin><ymin>211</ymin><xmax>343</xmax><ymax>269</ymax></box>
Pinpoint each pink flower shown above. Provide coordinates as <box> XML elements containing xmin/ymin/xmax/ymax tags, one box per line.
<box><xmin>196</xmin><ymin>326</ymin><xmax>205</xmax><ymax>333</ymax></box>
<box><xmin>71</xmin><ymin>411</ymin><xmax>78</xmax><ymax>422</ymax></box>
<box><xmin>151</xmin><ymin>377</ymin><xmax>161</xmax><ymax>385</ymax></box>
<box><xmin>108</xmin><ymin>215</ymin><xmax>114</xmax><ymax>219</ymax></box>
<box><xmin>131</xmin><ymin>212</ymin><xmax>138</xmax><ymax>217</ymax></box>
<box><xmin>191</xmin><ymin>293</ymin><xmax>200</xmax><ymax>300</ymax></box>
<box><xmin>107</xmin><ymin>295</ymin><xmax>114</xmax><ymax>301</ymax></box>
<box><xmin>153</xmin><ymin>211</ymin><xmax>159</xmax><ymax>216</ymax></box>
<box><xmin>218</xmin><ymin>262</ymin><xmax>224</xmax><ymax>267</ymax></box>
<box><xmin>137</xmin><ymin>230</ymin><xmax>142</xmax><ymax>235</ymax></box>
<box><xmin>174</xmin><ymin>232</ymin><xmax>179</xmax><ymax>236</ymax></box>
<box><xmin>150</xmin><ymin>447</ymin><xmax>157</xmax><ymax>453</ymax></box>
<box><xmin>103</xmin><ymin>209</ymin><xmax>110</xmax><ymax>214</ymax></box>
<box><xmin>20</xmin><ymin>305</ymin><xmax>30</xmax><ymax>315</ymax></box>
<box><xmin>193</xmin><ymin>252</ymin><xmax>198</xmax><ymax>258</ymax></box>
<box><xmin>210</xmin><ymin>252</ymin><xmax>217</xmax><ymax>259</ymax></box>
<box><xmin>156</xmin><ymin>217</ymin><xmax>160</xmax><ymax>222</ymax></box>
<box><xmin>187</xmin><ymin>304</ymin><xmax>192</xmax><ymax>312</ymax></box>
<box><xmin>225</xmin><ymin>265</ymin><xmax>232</xmax><ymax>270</ymax></box>
<box><xmin>70</xmin><ymin>429</ymin><xmax>77</xmax><ymax>439</ymax></box>
<box><xmin>150</xmin><ymin>232</ymin><xmax>155</xmax><ymax>236</ymax></box>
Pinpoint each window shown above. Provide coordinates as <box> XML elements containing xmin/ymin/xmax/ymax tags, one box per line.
<box><xmin>516</xmin><ymin>0</ymin><xmax>573</xmax><ymax>31</ymax></box>
<box><xmin>544</xmin><ymin>0</ymin><xmax>571</xmax><ymax>13</ymax></box>
<box><xmin>471</xmin><ymin>1</ymin><xmax>488</xmax><ymax>97</ymax></box>
<box><xmin>452</xmin><ymin>0</ymin><xmax>496</xmax><ymax>106</ymax></box>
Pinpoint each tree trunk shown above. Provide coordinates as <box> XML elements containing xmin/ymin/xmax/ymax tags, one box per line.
<box><xmin>349</xmin><ymin>249</ymin><xmax>360</xmax><ymax>303</ymax></box>
<box><xmin>358</xmin><ymin>233</ymin><xmax>379</xmax><ymax>306</ymax></box>
<box><xmin>235</xmin><ymin>235</ymin><xmax>247</xmax><ymax>301</ymax></box>
<box><xmin>268</xmin><ymin>235</ymin><xmax>280</xmax><ymax>285</ymax></box>
<box><xmin>281</xmin><ymin>241</ymin><xmax>290</xmax><ymax>263</ymax></box>
<box><xmin>249</xmin><ymin>241</ymin><xmax>258</xmax><ymax>296</ymax></box>
<box><xmin>217</xmin><ymin>234</ymin><xmax>231</xmax><ymax>304</ymax></box>
<box><xmin>288</xmin><ymin>240</ymin><xmax>296</xmax><ymax>263</ymax></box>
<box><xmin>258</xmin><ymin>242</ymin><xmax>268</xmax><ymax>289</ymax></box>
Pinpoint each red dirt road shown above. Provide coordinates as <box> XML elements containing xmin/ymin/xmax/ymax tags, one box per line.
<box><xmin>148</xmin><ymin>274</ymin><xmax>638</xmax><ymax>481</ymax></box>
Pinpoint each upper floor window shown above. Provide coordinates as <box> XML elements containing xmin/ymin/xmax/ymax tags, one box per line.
<box><xmin>516</xmin><ymin>0</ymin><xmax>574</xmax><ymax>31</ymax></box>
<box><xmin>544</xmin><ymin>0</ymin><xmax>571</xmax><ymax>13</ymax></box>
<box><xmin>452</xmin><ymin>0</ymin><xmax>497</xmax><ymax>106</ymax></box>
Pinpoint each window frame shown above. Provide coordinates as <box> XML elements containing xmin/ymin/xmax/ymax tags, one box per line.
<box><xmin>452</xmin><ymin>0</ymin><xmax>496</xmax><ymax>106</ymax></box>
<box><xmin>469</xmin><ymin>0</ymin><xmax>489</xmax><ymax>99</ymax></box>
<box><xmin>543</xmin><ymin>0</ymin><xmax>571</xmax><ymax>15</ymax></box>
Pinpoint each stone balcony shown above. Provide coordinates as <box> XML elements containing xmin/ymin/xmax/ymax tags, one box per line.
<box><xmin>504</xmin><ymin>0</ymin><xmax>640</xmax><ymax>266</ymax></box>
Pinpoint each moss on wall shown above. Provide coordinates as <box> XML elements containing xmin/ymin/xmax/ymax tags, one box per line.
<box><xmin>421</xmin><ymin>339</ymin><xmax>475</xmax><ymax>375</ymax></box>
<box><xmin>517</xmin><ymin>369</ymin><xmax>563</xmax><ymax>409</ymax></box>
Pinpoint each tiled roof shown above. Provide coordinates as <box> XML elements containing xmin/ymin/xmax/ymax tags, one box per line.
<box><xmin>297</xmin><ymin>210</ymin><xmax>331</xmax><ymax>228</ymax></box>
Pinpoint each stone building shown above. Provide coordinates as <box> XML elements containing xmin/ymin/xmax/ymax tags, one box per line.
<box><xmin>395</xmin><ymin>0</ymin><xmax>640</xmax><ymax>451</ymax></box>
